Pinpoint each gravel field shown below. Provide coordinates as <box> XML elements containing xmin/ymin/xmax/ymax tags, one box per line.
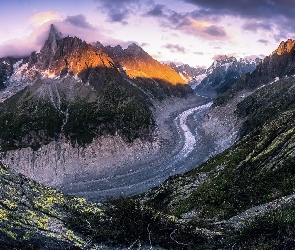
<box><xmin>62</xmin><ymin>94</ymin><xmax>216</xmax><ymax>202</ymax></box>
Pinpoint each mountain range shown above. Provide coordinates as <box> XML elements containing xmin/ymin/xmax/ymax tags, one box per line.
<box><xmin>172</xmin><ymin>56</ymin><xmax>260</xmax><ymax>98</ymax></box>
<box><xmin>0</xmin><ymin>24</ymin><xmax>295</xmax><ymax>249</ymax></box>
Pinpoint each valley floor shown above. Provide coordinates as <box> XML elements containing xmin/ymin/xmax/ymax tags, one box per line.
<box><xmin>61</xmin><ymin>94</ymin><xmax>216</xmax><ymax>202</ymax></box>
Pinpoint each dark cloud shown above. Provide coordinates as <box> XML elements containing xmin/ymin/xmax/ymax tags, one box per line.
<box><xmin>182</xmin><ymin>0</ymin><xmax>295</xmax><ymax>20</ymax></box>
<box><xmin>65</xmin><ymin>15</ymin><xmax>94</xmax><ymax>30</ymax></box>
<box><xmin>146</xmin><ymin>4</ymin><xmax>165</xmax><ymax>17</ymax></box>
<box><xmin>203</xmin><ymin>25</ymin><xmax>227</xmax><ymax>37</ymax></box>
<box><xmin>144</xmin><ymin>4</ymin><xmax>192</xmax><ymax>29</ymax></box>
<box><xmin>166</xmin><ymin>11</ymin><xmax>191</xmax><ymax>28</ymax></box>
<box><xmin>164</xmin><ymin>44</ymin><xmax>186</xmax><ymax>53</ymax></box>
<box><xmin>257</xmin><ymin>39</ymin><xmax>270</xmax><ymax>45</ymax></box>
<box><xmin>242</xmin><ymin>21</ymin><xmax>273</xmax><ymax>32</ymax></box>
<box><xmin>95</xmin><ymin>0</ymin><xmax>138</xmax><ymax>23</ymax></box>
<box><xmin>144</xmin><ymin>4</ymin><xmax>227</xmax><ymax>40</ymax></box>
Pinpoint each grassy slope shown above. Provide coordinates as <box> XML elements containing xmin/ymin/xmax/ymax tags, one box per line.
<box><xmin>62</xmin><ymin>77</ymin><xmax>295</xmax><ymax>249</ymax></box>
<box><xmin>0</xmin><ymin>162</ymin><xmax>103</xmax><ymax>249</ymax></box>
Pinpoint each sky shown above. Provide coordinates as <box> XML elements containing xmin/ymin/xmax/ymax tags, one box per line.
<box><xmin>0</xmin><ymin>0</ymin><xmax>295</xmax><ymax>68</ymax></box>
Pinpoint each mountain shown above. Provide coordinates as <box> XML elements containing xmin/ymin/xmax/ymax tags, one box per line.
<box><xmin>170</xmin><ymin>63</ymin><xmax>207</xmax><ymax>86</ymax></box>
<box><xmin>194</xmin><ymin>56</ymin><xmax>260</xmax><ymax>98</ymax></box>
<box><xmin>215</xmin><ymin>39</ymin><xmax>295</xmax><ymax>106</ymax></box>
<box><xmin>0</xmin><ymin>24</ymin><xmax>195</xmax><ymax>188</ymax></box>
<box><xmin>97</xmin><ymin>43</ymin><xmax>192</xmax><ymax>99</ymax></box>
<box><xmin>0</xmin><ymin>57</ymin><xmax>29</xmax><ymax>94</ymax></box>
<box><xmin>3</xmin><ymin>76</ymin><xmax>294</xmax><ymax>249</ymax></box>
<box><xmin>1</xmin><ymin>30</ymin><xmax>295</xmax><ymax>249</ymax></box>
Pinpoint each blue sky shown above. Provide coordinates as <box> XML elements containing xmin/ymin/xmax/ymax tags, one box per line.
<box><xmin>0</xmin><ymin>0</ymin><xmax>294</xmax><ymax>67</ymax></box>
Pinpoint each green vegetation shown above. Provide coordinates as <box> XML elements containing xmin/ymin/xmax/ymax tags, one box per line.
<box><xmin>0</xmin><ymin>74</ymin><xmax>155</xmax><ymax>151</ymax></box>
<box><xmin>0</xmin><ymin>162</ymin><xmax>102</xmax><ymax>249</ymax></box>
<box><xmin>236</xmin><ymin>76</ymin><xmax>295</xmax><ymax>137</ymax></box>
<box><xmin>1</xmin><ymin>68</ymin><xmax>295</xmax><ymax>248</ymax></box>
<box><xmin>234</xmin><ymin>203</ymin><xmax>295</xmax><ymax>249</ymax></box>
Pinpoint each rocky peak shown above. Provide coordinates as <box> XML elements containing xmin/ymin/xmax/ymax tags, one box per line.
<box><xmin>92</xmin><ymin>41</ymin><xmax>105</xmax><ymax>50</ymax></box>
<box><xmin>41</xmin><ymin>24</ymin><xmax>63</xmax><ymax>55</ymax></box>
<box><xmin>273</xmin><ymin>39</ymin><xmax>295</xmax><ymax>56</ymax></box>
<box><xmin>103</xmin><ymin>43</ymin><xmax>186</xmax><ymax>85</ymax></box>
<box><xmin>125</xmin><ymin>43</ymin><xmax>148</xmax><ymax>58</ymax></box>
<box><xmin>170</xmin><ymin>63</ymin><xmax>206</xmax><ymax>82</ymax></box>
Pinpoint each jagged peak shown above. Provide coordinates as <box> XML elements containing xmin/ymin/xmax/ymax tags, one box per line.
<box><xmin>127</xmin><ymin>42</ymin><xmax>140</xmax><ymax>49</ymax></box>
<box><xmin>272</xmin><ymin>39</ymin><xmax>295</xmax><ymax>56</ymax></box>
<box><xmin>92</xmin><ymin>41</ymin><xmax>104</xmax><ymax>50</ymax></box>
<box><xmin>41</xmin><ymin>24</ymin><xmax>63</xmax><ymax>55</ymax></box>
<box><xmin>125</xmin><ymin>43</ymin><xmax>149</xmax><ymax>58</ymax></box>
<box><xmin>48</xmin><ymin>24</ymin><xmax>63</xmax><ymax>42</ymax></box>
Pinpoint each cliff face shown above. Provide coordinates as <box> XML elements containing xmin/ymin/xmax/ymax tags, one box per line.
<box><xmin>1</xmin><ymin>135</ymin><xmax>158</xmax><ymax>188</ymax></box>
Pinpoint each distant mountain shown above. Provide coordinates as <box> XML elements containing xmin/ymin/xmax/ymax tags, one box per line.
<box><xmin>194</xmin><ymin>56</ymin><xmax>260</xmax><ymax>98</ymax></box>
<box><xmin>216</xmin><ymin>39</ymin><xmax>295</xmax><ymax>106</ymax></box>
<box><xmin>170</xmin><ymin>63</ymin><xmax>207</xmax><ymax>86</ymax></box>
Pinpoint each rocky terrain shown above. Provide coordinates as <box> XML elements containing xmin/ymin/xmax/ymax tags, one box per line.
<box><xmin>1</xmin><ymin>23</ymin><xmax>295</xmax><ymax>249</ymax></box>
<box><xmin>170</xmin><ymin>63</ymin><xmax>207</xmax><ymax>85</ymax></box>
<box><xmin>0</xmin><ymin>25</ymin><xmax>194</xmax><ymax>194</ymax></box>
<box><xmin>194</xmin><ymin>56</ymin><xmax>260</xmax><ymax>98</ymax></box>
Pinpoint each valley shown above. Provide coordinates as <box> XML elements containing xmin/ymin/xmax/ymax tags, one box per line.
<box><xmin>1</xmin><ymin>22</ymin><xmax>295</xmax><ymax>249</ymax></box>
<box><xmin>61</xmin><ymin>94</ymin><xmax>214</xmax><ymax>201</ymax></box>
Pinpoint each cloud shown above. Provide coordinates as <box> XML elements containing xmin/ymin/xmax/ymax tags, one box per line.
<box><xmin>144</xmin><ymin>4</ymin><xmax>192</xmax><ymax>29</ymax></box>
<box><xmin>144</xmin><ymin>4</ymin><xmax>228</xmax><ymax>40</ymax></box>
<box><xmin>182</xmin><ymin>0</ymin><xmax>295</xmax><ymax>20</ymax></box>
<box><xmin>29</xmin><ymin>11</ymin><xmax>63</xmax><ymax>26</ymax></box>
<box><xmin>182</xmin><ymin>21</ymin><xmax>228</xmax><ymax>40</ymax></box>
<box><xmin>244</xmin><ymin>54</ymin><xmax>265</xmax><ymax>60</ymax></box>
<box><xmin>194</xmin><ymin>51</ymin><xmax>204</xmax><ymax>55</ymax></box>
<box><xmin>146</xmin><ymin>4</ymin><xmax>165</xmax><ymax>17</ymax></box>
<box><xmin>242</xmin><ymin>21</ymin><xmax>273</xmax><ymax>32</ymax></box>
<box><xmin>140</xmin><ymin>42</ymin><xmax>149</xmax><ymax>47</ymax></box>
<box><xmin>212</xmin><ymin>54</ymin><xmax>227</xmax><ymax>60</ymax></box>
<box><xmin>65</xmin><ymin>14</ymin><xmax>95</xmax><ymax>30</ymax></box>
<box><xmin>94</xmin><ymin>0</ymin><xmax>139</xmax><ymax>24</ymax></box>
<box><xmin>0</xmin><ymin>15</ymin><xmax>134</xmax><ymax>58</ymax></box>
<box><xmin>212</xmin><ymin>54</ymin><xmax>237</xmax><ymax>60</ymax></box>
<box><xmin>203</xmin><ymin>25</ymin><xmax>227</xmax><ymax>37</ymax></box>
<box><xmin>0</xmin><ymin>23</ymin><xmax>52</xmax><ymax>57</ymax></box>
<box><xmin>257</xmin><ymin>39</ymin><xmax>270</xmax><ymax>45</ymax></box>
<box><xmin>163</xmin><ymin>44</ymin><xmax>186</xmax><ymax>53</ymax></box>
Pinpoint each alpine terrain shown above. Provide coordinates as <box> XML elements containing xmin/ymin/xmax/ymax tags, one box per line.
<box><xmin>0</xmin><ymin>24</ymin><xmax>295</xmax><ymax>249</ymax></box>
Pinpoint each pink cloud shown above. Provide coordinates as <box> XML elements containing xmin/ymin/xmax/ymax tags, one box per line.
<box><xmin>0</xmin><ymin>15</ymin><xmax>135</xmax><ymax>58</ymax></box>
